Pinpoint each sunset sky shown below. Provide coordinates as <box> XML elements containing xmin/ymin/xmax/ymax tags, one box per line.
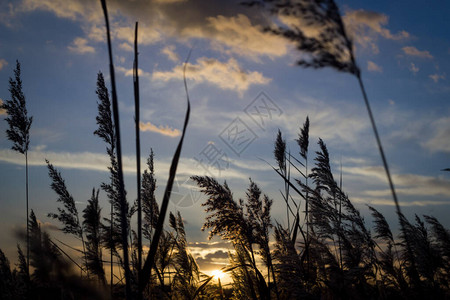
<box><xmin>1</xmin><ymin>0</ymin><xmax>449</xmax><ymax>275</ymax></box>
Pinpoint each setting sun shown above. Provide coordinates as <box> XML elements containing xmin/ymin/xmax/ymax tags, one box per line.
<box><xmin>211</xmin><ymin>269</ymin><xmax>225</xmax><ymax>280</ymax></box>
<box><xmin>0</xmin><ymin>0</ymin><xmax>449</xmax><ymax>299</ymax></box>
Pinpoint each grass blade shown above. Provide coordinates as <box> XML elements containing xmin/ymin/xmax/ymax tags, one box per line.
<box><xmin>139</xmin><ymin>49</ymin><xmax>192</xmax><ymax>293</ymax></box>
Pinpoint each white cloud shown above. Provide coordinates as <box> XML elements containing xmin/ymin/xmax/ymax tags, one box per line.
<box><xmin>139</xmin><ymin>121</ymin><xmax>181</xmax><ymax>137</ymax></box>
<box><xmin>402</xmin><ymin>46</ymin><xmax>433</xmax><ymax>59</ymax></box>
<box><xmin>429</xmin><ymin>73</ymin><xmax>445</xmax><ymax>83</ymax></box>
<box><xmin>116</xmin><ymin>66</ymin><xmax>152</xmax><ymax>79</ymax></box>
<box><xmin>152</xmin><ymin>57</ymin><xmax>271</xmax><ymax>93</ymax></box>
<box><xmin>20</xmin><ymin>0</ymin><xmax>101</xmax><ymax>22</ymax></box>
<box><xmin>0</xmin><ymin>148</ymin><xmax>248</xmax><ymax>181</ymax></box>
<box><xmin>423</xmin><ymin>117</ymin><xmax>450</xmax><ymax>153</ymax></box>
<box><xmin>118</xmin><ymin>42</ymin><xmax>133</xmax><ymax>52</ymax></box>
<box><xmin>277</xmin><ymin>96</ymin><xmax>370</xmax><ymax>150</ymax></box>
<box><xmin>0</xmin><ymin>58</ymin><xmax>8</xmax><ymax>71</ymax></box>
<box><xmin>161</xmin><ymin>45</ymin><xmax>179</xmax><ymax>62</ymax></box>
<box><xmin>67</xmin><ymin>37</ymin><xmax>95</xmax><ymax>54</ymax></box>
<box><xmin>343</xmin><ymin>165</ymin><xmax>450</xmax><ymax>204</ymax></box>
<box><xmin>344</xmin><ymin>9</ymin><xmax>409</xmax><ymax>54</ymax></box>
<box><xmin>409</xmin><ymin>62</ymin><xmax>419</xmax><ymax>74</ymax></box>
<box><xmin>367</xmin><ymin>60</ymin><xmax>382</xmax><ymax>72</ymax></box>
<box><xmin>202</xmin><ymin>14</ymin><xmax>289</xmax><ymax>59</ymax></box>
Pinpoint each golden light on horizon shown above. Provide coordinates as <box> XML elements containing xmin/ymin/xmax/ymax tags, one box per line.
<box><xmin>211</xmin><ymin>269</ymin><xmax>225</xmax><ymax>281</ymax></box>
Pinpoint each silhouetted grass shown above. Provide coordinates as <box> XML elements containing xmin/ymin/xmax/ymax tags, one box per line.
<box><xmin>1</xmin><ymin>1</ymin><xmax>450</xmax><ymax>299</ymax></box>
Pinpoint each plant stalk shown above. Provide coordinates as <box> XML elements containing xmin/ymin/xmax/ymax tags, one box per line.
<box><xmin>100</xmin><ymin>0</ymin><xmax>132</xmax><ymax>298</ymax></box>
<box><xmin>133</xmin><ymin>22</ymin><xmax>143</xmax><ymax>300</ymax></box>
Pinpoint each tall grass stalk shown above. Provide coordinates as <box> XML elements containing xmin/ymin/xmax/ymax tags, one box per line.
<box><xmin>2</xmin><ymin>60</ymin><xmax>33</xmax><ymax>274</ymax></box>
<box><xmin>99</xmin><ymin>0</ymin><xmax>131</xmax><ymax>297</ymax></box>
<box><xmin>139</xmin><ymin>49</ymin><xmax>192</xmax><ymax>293</ymax></box>
<box><xmin>133</xmin><ymin>21</ymin><xmax>143</xmax><ymax>300</ymax></box>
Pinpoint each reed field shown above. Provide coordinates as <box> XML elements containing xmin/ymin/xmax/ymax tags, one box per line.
<box><xmin>1</xmin><ymin>0</ymin><xmax>449</xmax><ymax>299</ymax></box>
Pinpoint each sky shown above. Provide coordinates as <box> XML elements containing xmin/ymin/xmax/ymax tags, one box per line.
<box><xmin>0</xmin><ymin>0</ymin><xmax>450</xmax><ymax>277</ymax></box>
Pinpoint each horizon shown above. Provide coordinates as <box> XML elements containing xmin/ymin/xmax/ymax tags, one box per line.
<box><xmin>1</xmin><ymin>0</ymin><xmax>450</xmax><ymax>287</ymax></box>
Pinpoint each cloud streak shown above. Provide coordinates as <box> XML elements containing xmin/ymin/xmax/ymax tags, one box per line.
<box><xmin>343</xmin><ymin>165</ymin><xmax>450</xmax><ymax>205</ymax></box>
<box><xmin>0</xmin><ymin>148</ymin><xmax>249</xmax><ymax>181</ymax></box>
<box><xmin>161</xmin><ymin>45</ymin><xmax>179</xmax><ymax>62</ymax></box>
<box><xmin>344</xmin><ymin>9</ymin><xmax>409</xmax><ymax>54</ymax></box>
<box><xmin>423</xmin><ymin>117</ymin><xmax>450</xmax><ymax>153</ymax></box>
<box><xmin>67</xmin><ymin>37</ymin><xmax>95</xmax><ymax>54</ymax></box>
<box><xmin>152</xmin><ymin>57</ymin><xmax>270</xmax><ymax>93</ymax></box>
<box><xmin>367</xmin><ymin>61</ymin><xmax>382</xmax><ymax>72</ymax></box>
<box><xmin>402</xmin><ymin>46</ymin><xmax>433</xmax><ymax>58</ymax></box>
<box><xmin>139</xmin><ymin>121</ymin><xmax>181</xmax><ymax>137</ymax></box>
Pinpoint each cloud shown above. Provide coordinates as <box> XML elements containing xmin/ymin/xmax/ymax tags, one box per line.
<box><xmin>423</xmin><ymin>117</ymin><xmax>450</xmax><ymax>153</ymax></box>
<box><xmin>194</xmin><ymin>249</ymin><xmax>230</xmax><ymax>271</ymax></box>
<box><xmin>67</xmin><ymin>37</ymin><xmax>95</xmax><ymax>54</ymax></box>
<box><xmin>153</xmin><ymin>57</ymin><xmax>270</xmax><ymax>93</ymax></box>
<box><xmin>200</xmin><ymin>14</ymin><xmax>289</xmax><ymax>59</ymax></box>
<box><xmin>139</xmin><ymin>121</ymin><xmax>181</xmax><ymax>137</ymax></box>
<box><xmin>0</xmin><ymin>58</ymin><xmax>8</xmax><ymax>71</ymax></box>
<box><xmin>429</xmin><ymin>73</ymin><xmax>445</xmax><ymax>83</ymax></box>
<box><xmin>161</xmin><ymin>45</ymin><xmax>179</xmax><ymax>62</ymax></box>
<box><xmin>402</xmin><ymin>46</ymin><xmax>433</xmax><ymax>59</ymax></box>
<box><xmin>344</xmin><ymin>9</ymin><xmax>409</xmax><ymax>54</ymax></box>
<box><xmin>278</xmin><ymin>96</ymin><xmax>370</xmax><ymax>149</ymax></box>
<box><xmin>367</xmin><ymin>60</ymin><xmax>382</xmax><ymax>72</ymax></box>
<box><xmin>409</xmin><ymin>62</ymin><xmax>419</xmax><ymax>74</ymax></box>
<box><xmin>343</xmin><ymin>165</ymin><xmax>450</xmax><ymax>204</ymax></box>
<box><xmin>116</xmin><ymin>66</ymin><xmax>152</xmax><ymax>79</ymax></box>
<box><xmin>0</xmin><ymin>99</ymin><xmax>6</xmax><ymax>115</ymax></box>
<box><xmin>14</xmin><ymin>0</ymin><xmax>288</xmax><ymax>60</ymax></box>
<box><xmin>119</xmin><ymin>42</ymin><xmax>133</xmax><ymax>52</ymax></box>
<box><xmin>0</xmin><ymin>147</ymin><xmax>249</xmax><ymax>182</ymax></box>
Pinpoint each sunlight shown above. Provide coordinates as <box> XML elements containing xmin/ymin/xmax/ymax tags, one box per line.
<box><xmin>211</xmin><ymin>269</ymin><xmax>225</xmax><ymax>281</ymax></box>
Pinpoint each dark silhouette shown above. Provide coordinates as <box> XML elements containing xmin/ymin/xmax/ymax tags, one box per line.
<box><xmin>2</xmin><ymin>60</ymin><xmax>33</xmax><ymax>274</ymax></box>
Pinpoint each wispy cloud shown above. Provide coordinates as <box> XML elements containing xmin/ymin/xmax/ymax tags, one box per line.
<box><xmin>423</xmin><ymin>117</ymin><xmax>450</xmax><ymax>153</ymax></box>
<box><xmin>67</xmin><ymin>37</ymin><xmax>95</xmax><ymax>54</ymax></box>
<box><xmin>116</xmin><ymin>66</ymin><xmax>152</xmax><ymax>79</ymax></box>
<box><xmin>119</xmin><ymin>42</ymin><xmax>133</xmax><ymax>52</ymax></box>
<box><xmin>429</xmin><ymin>73</ymin><xmax>446</xmax><ymax>83</ymax></box>
<box><xmin>344</xmin><ymin>9</ymin><xmax>409</xmax><ymax>54</ymax></box>
<box><xmin>161</xmin><ymin>45</ymin><xmax>179</xmax><ymax>62</ymax></box>
<box><xmin>343</xmin><ymin>165</ymin><xmax>450</xmax><ymax>205</ymax></box>
<box><xmin>139</xmin><ymin>121</ymin><xmax>181</xmax><ymax>137</ymax></box>
<box><xmin>0</xmin><ymin>99</ymin><xmax>6</xmax><ymax>115</ymax></box>
<box><xmin>367</xmin><ymin>60</ymin><xmax>382</xmax><ymax>72</ymax></box>
<box><xmin>0</xmin><ymin>58</ymin><xmax>8</xmax><ymax>71</ymax></box>
<box><xmin>278</xmin><ymin>96</ymin><xmax>370</xmax><ymax>149</ymax></box>
<box><xmin>0</xmin><ymin>148</ymin><xmax>249</xmax><ymax>181</ymax></box>
<box><xmin>409</xmin><ymin>62</ymin><xmax>419</xmax><ymax>74</ymax></box>
<box><xmin>402</xmin><ymin>46</ymin><xmax>433</xmax><ymax>59</ymax></box>
<box><xmin>152</xmin><ymin>57</ymin><xmax>271</xmax><ymax>93</ymax></box>
<box><xmin>201</xmin><ymin>14</ymin><xmax>289</xmax><ymax>59</ymax></box>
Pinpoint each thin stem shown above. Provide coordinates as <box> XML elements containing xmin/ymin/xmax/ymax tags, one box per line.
<box><xmin>139</xmin><ymin>49</ymin><xmax>192</xmax><ymax>293</ymax></box>
<box><xmin>25</xmin><ymin>151</ymin><xmax>29</xmax><ymax>275</ymax></box>
<box><xmin>110</xmin><ymin>200</ymin><xmax>114</xmax><ymax>299</ymax></box>
<box><xmin>357</xmin><ymin>74</ymin><xmax>420</xmax><ymax>286</ymax></box>
<box><xmin>100</xmin><ymin>0</ymin><xmax>131</xmax><ymax>298</ymax></box>
<box><xmin>338</xmin><ymin>159</ymin><xmax>343</xmax><ymax>270</ymax></box>
<box><xmin>133</xmin><ymin>22</ymin><xmax>143</xmax><ymax>300</ymax></box>
<box><xmin>356</xmin><ymin>74</ymin><xmax>400</xmax><ymax>216</ymax></box>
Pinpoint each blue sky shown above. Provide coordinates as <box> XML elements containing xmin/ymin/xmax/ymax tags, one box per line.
<box><xmin>1</xmin><ymin>0</ymin><xmax>449</xmax><ymax>273</ymax></box>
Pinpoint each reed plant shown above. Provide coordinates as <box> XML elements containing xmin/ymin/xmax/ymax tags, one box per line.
<box><xmin>2</xmin><ymin>60</ymin><xmax>33</xmax><ymax>274</ymax></box>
